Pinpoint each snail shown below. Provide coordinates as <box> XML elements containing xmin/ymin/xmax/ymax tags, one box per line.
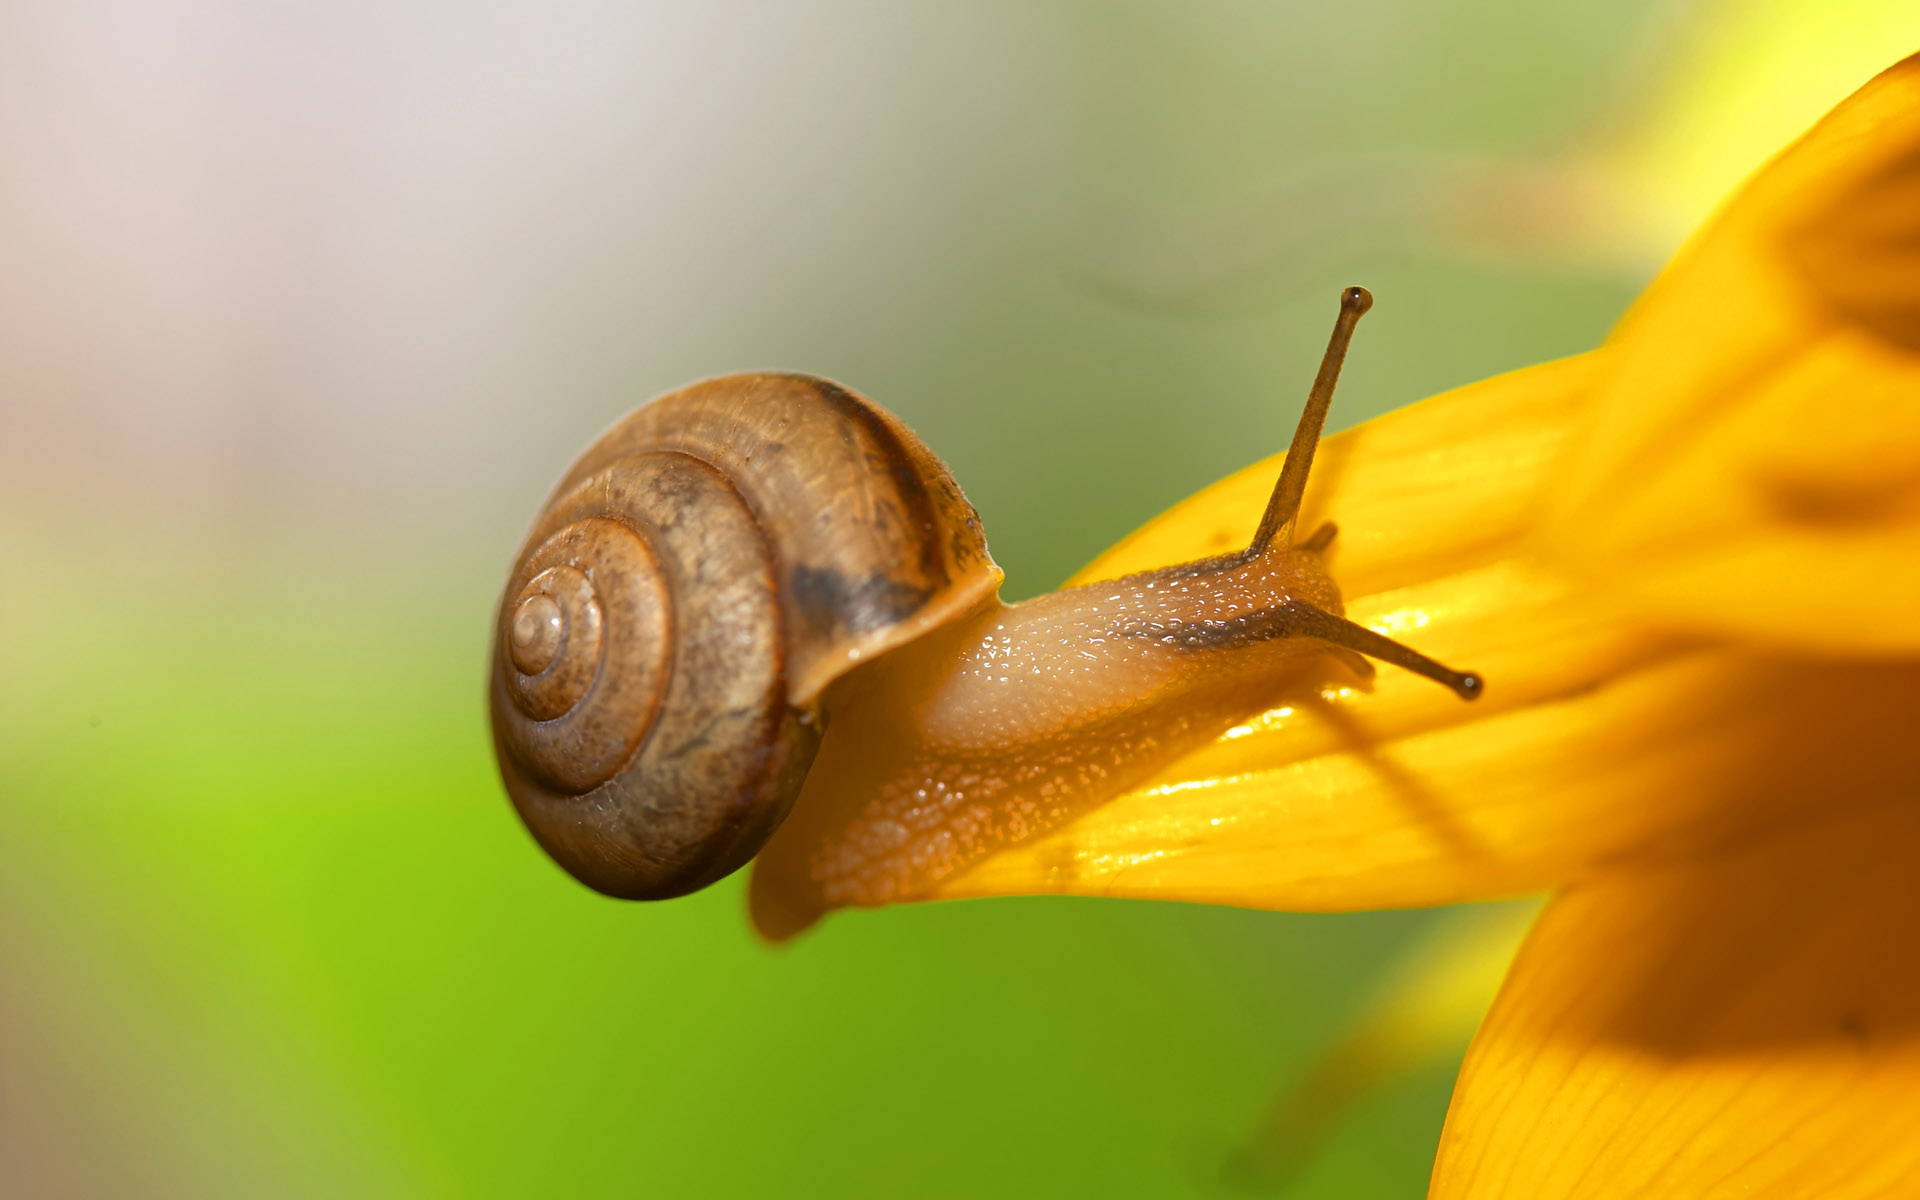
<box><xmin>490</xmin><ymin>286</ymin><xmax>1479</xmax><ymax>937</ymax></box>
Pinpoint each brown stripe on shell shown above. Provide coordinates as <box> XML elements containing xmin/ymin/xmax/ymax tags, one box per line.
<box><xmin>794</xmin><ymin>375</ymin><xmax>946</xmax><ymax>589</ymax></box>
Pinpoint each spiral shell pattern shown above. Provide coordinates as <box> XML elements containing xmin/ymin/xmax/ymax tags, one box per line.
<box><xmin>491</xmin><ymin>374</ymin><xmax>1001</xmax><ymax>899</ymax></box>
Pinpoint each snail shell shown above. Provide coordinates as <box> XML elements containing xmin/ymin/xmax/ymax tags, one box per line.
<box><xmin>490</xmin><ymin>373</ymin><xmax>1001</xmax><ymax>899</ymax></box>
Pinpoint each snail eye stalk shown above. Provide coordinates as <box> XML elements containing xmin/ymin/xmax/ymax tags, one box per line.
<box><xmin>1250</xmin><ymin>285</ymin><xmax>1372</xmax><ymax>555</ymax></box>
<box><xmin>1249</xmin><ymin>286</ymin><xmax>1484</xmax><ymax>701</ymax></box>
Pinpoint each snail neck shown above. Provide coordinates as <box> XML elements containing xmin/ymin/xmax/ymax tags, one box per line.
<box><xmin>832</xmin><ymin>544</ymin><xmax>1345</xmax><ymax>753</ymax></box>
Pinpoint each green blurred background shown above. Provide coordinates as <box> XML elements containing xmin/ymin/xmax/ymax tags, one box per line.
<box><xmin>2</xmin><ymin>1</ymin><xmax>1910</xmax><ymax>1195</ymax></box>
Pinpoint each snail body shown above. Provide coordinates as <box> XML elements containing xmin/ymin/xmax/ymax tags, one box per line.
<box><xmin>490</xmin><ymin>288</ymin><xmax>1479</xmax><ymax>932</ymax></box>
<box><xmin>746</xmin><ymin>535</ymin><xmax>1371</xmax><ymax>938</ymax></box>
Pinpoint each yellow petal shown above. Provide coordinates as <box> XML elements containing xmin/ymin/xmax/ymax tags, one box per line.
<box><xmin>932</xmin><ymin>351</ymin><xmax>1920</xmax><ymax>911</ymax></box>
<box><xmin>1544</xmin><ymin>53</ymin><xmax>1920</xmax><ymax>653</ymax></box>
<box><xmin>937</xmin><ymin>647</ymin><xmax>1920</xmax><ymax>911</ymax></box>
<box><xmin>1432</xmin><ymin>801</ymin><xmax>1920</xmax><ymax>1199</ymax></box>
